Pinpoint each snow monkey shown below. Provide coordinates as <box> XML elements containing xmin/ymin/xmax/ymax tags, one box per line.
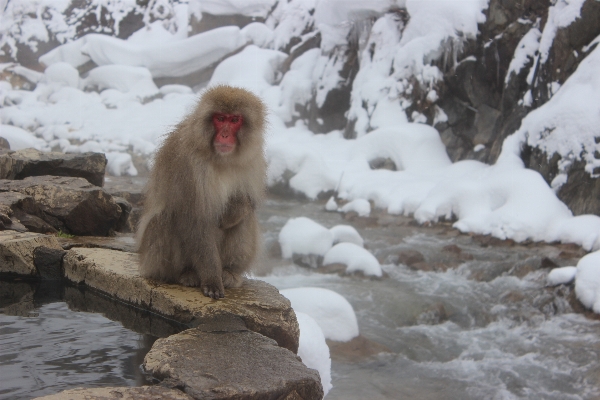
<box><xmin>137</xmin><ymin>85</ymin><xmax>267</xmax><ymax>299</ymax></box>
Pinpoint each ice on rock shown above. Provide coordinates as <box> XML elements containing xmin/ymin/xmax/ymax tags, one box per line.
<box><xmin>281</xmin><ymin>287</ymin><xmax>359</xmax><ymax>342</ymax></box>
<box><xmin>323</xmin><ymin>243</ymin><xmax>382</xmax><ymax>277</ymax></box>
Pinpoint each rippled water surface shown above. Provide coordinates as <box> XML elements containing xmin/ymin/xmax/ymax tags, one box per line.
<box><xmin>0</xmin><ymin>284</ymin><xmax>156</xmax><ymax>399</ymax></box>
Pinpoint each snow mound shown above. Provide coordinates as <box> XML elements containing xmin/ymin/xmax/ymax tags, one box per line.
<box><xmin>575</xmin><ymin>251</ymin><xmax>600</xmax><ymax>313</ymax></box>
<box><xmin>0</xmin><ymin>125</ymin><xmax>47</xmax><ymax>151</ymax></box>
<box><xmin>44</xmin><ymin>62</ymin><xmax>79</xmax><ymax>88</ymax></box>
<box><xmin>295</xmin><ymin>312</ymin><xmax>332</xmax><ymax>396</ymax></box>
<box><xmin>281</xmin><ymin>287</ymin><xmax>359</xmax><ymax>342</ymax></box>
<box><xmin>105</xmin><ymin>152</ymin><xmax>138</xmax><ymax>177</ymax></box>
<box><xmin>547</xmin><ymin>266</ymin><xmax>577</xmax><ymax>286</ymax></box>
<box><xmin>340</xmin><ymin>198</ymin><xmax>371</xmax><ymax>217</ymax></box>
<box><xmin>279</xmin><ymin>217</ymin><xmax>333</xmax><ymax>259</ymax></box>
<box><xmin>323</xmin><ymin>243</ymin><xmax>382</xmax><ymax>277</ymax></box>
<box><xmin>330</xmin><ymin>225</ymin><xmax>364</xmax><ymax>247</ymax></box>
<box><xmin>83</xmin><ymin>65</ymin><xmax>159</xmax><ymax>98</ymax></box>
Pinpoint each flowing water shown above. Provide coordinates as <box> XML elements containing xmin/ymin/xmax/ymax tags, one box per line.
<box><xmin>257</xmin><ymin>196</ymin><xmax>600</xmax><ymax>400</ymax></box>
<box><xmin>1</xmin><ymin>193</ymin><xmax>599</xmax><ymax>399</ymax></box>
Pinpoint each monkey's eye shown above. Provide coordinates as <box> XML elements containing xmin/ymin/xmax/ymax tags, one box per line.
<box><xmin>231</xmin><ymin>116</ymin><xmax>240</xmax><ymax>123</ymax></box>
<box><xmin>216</xmin><ymin>115</ymin><xmax>225</xmax><ymax>122</ymax></box>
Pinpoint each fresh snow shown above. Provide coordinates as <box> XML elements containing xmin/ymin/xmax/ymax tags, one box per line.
<box><xmin>575</xmin><ymin>251</ymin><xmax>600</xmax><ymax>313</ymax></box>
<box><xmin>294</xmin><ymin>312</ymin><xmax>333</xmax><ymax>396</ymax></box>
<box><xmin>279</xmin><ymin>217</ymin><xmax>333</xmax><ymax>259</ymax></box>
<box><xmin>323</xmin><ymin>243</ymin><xmax>383</xmax><ymax>277</ymax></box>
<box><xmin>547</xmin><ymin>266</ymin><xmax>577</xmax><ymax>286</ymax></box>
<box><xmin>330</xmin><ymin>225</ymin><xmax>364</xmax><ymax>247</ymax></box>
<box><xmin>280</xmin><ymin>287</ymin><xmax>359</xmax><ymax>342</ymax></box>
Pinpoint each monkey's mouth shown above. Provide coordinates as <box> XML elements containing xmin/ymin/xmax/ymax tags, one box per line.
<box><xmin>215</xmin><ymin>143</ymin><xmax>236</xmax><ymax>154</ymax></box>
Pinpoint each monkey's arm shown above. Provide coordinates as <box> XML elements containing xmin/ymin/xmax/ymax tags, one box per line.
<box><xmin>219</xmin><ymin>194</ymin><xmax>254</xmax><ymax>230</ymax></box>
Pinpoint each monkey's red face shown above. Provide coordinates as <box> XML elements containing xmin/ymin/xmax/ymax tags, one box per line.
<box><xmin>212</xmin><ymin>113</ymin><xmax>243</xmax><ymax>155</ymax></box>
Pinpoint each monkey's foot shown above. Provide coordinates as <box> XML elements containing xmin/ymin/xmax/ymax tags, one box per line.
<box><xmin>201</xmin><ymin>276</ymin><xmax>225</xmax><ymax>299</ymax></box>
<box><xmin>179</xmin><ymin>269</ymin><xmax>201</xmax><ymax>287</ymax></box>
<box><xmin>222</xmin><ymin>270</ymin><xmax>243</xmax><ymax>288</ymax></box>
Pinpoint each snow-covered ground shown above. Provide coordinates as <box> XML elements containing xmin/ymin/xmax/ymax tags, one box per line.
<box><xmin>2</xmin><ymin>0</ymin><xmax>600</xmax><ymax>393</ymax></box>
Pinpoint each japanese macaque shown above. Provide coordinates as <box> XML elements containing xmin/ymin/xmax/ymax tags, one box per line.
<box><xmin>136</xmin><ymin>85</ymin><xmax>267</xmax><ymax>299</ymax></box>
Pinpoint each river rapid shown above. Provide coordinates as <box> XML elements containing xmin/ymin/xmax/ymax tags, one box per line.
<box><xmin>257</xmin><ymin>196</ymin><xmax>600</xmax><ymax>400</ymax></box>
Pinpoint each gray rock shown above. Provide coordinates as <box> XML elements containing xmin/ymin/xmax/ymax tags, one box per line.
<box><xmin>0</xmin><ymin>231</ymin><xmax>63</xmax><ymax>276</ymax></box>
<box><xmin>0</xmin><ymin>176</ymin><xmax>123</xmax><ymax>236</ymax></box>
<box><xmin>144</xmin><ymin>326</ymin><xmax>324</xmax><ymax>400</ymax></box>
<box><xmin>34</xmin><ymin>386</ymin><xmax>194</xmax><ymax>400</ymax></box>
<box><xmin>0</xmin><ymin>148</ymin><xmax>107</xmax><ymax>187</ymax></box>
<box><xmin>62</xmin><ymin>247</ymin><xmax>300</xmax><ymax>353</ymax></box>
<box><xmin>33</xmin><ymin>246</ymin><xmax>65</xmax><ymax>280</ymax></box>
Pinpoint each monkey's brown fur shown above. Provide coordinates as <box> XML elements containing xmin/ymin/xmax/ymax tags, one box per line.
<box><xmin>136</xmin><ymin>85</ymin><xmax>267</xmax><ymax>298</ymax></box>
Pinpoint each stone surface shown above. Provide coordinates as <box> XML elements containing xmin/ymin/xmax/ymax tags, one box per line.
<box><xmin>33</xmin><ymin>246</ymin><xmax>65</xmax><ymax>280</ymax></box>
<box><xmin>34</xmin><ymin>386</ymin><xmax>193</xmax><ymax>400</ymax></box>
<box><xmin>0</xmin><ymin>148</ymin><xmax>107</xmax><ymax>187</ymax></box>
<box><xmin>0</xmin><ymin>176</ymin><xmax>123</xmax><ymax>236</ymax></box>
<box><xmin>62</xmin><ymin>247</ymin><xmax>300</xmax><ymax>353</ymax></box>
<box><xmin>143</xmin><ymin>327</ymin><xmax>323</xmax><ymax>400</ymax></box>
<box><xmin>0</xmin><ymin>231</ymin><xmax>62</xmax><ymax>276</ymax></box>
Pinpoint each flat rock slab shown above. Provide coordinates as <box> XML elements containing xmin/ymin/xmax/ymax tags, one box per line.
<box><xmin>34</xmin><ymin>386</ymin><xmax>193</xmax><ymax>399</ymax></box>
<box><xmin>0</xmin><ymin>148</ymin><xmax>107</xmax><ymax>187</ymax></box>
<box><xmin>0</xmin><ymin>231</ymin><xmax>62</xmax><ymax>276</ymax></box>
<box><xmin>63</xmin><ymin>247</ymin><xmax>300</xmax><ymax>353</ymax></box>
<box><xmin>144</xmin><ymin>327</ymin><xmax>323</xmax><ymax>400</ymax></box>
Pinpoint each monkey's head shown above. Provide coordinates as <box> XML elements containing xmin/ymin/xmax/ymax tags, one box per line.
<box><xmin>193</xmin><ymin>85</ymin><xmax>266</xmax><ymax>161</ymax></box>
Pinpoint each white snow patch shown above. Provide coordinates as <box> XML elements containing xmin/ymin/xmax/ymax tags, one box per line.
<box><xmin>330</xmin><ymin>225</ymin><xmax>364</xmax><ymax>247</ymax></box>
<box><xmin>294</xmin><ymin>312</ymin><xmax>332</xmax><ymax>396</ymax></box>
<box><xmin>280</xmin><ymin>287</ymin><xmax>359</xmax><ymax>342</ymax></box>
<box><xmin>323</xmin><ymin>243</ymin><xmax>382</xmax><ymax>277</ymax></box>
<box><xmin>547</xmin><ymin>266</ymin><xmax>577</xmax><ymax>286</ymax></box>
<box><xmin>575</xmin><ymin>251</ymin><xmax>600</xmax><ymax>313</ymax></box>
<box><xmin>279</xmin><ymin>217</ymin><xmax>333</xmax><ymax>259</ymax></box>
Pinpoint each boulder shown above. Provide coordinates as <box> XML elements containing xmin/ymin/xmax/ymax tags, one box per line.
<box><xmin>0</xmin><ymin>176</ymin><xmax>124</xmax><ymax>236</ymax></box>
<box><xmin>0</xmin><ymin>231</ymin><xmax>62</xmax><ymax>276</ymax></box>
<box><xmin>0</xmin><ymin>148</ymin><xmax>107</xmax><ymax>187</ymax></box>
<box><xmin>143</xmin><ymin>324</ymin><xmax>323</xmax><ymax>400</ymax></box>
<box><xmin>34</xmin><ymin>386</ymin><xmax>193</xmax><ymax>400</ymax></box>
<box><xmin>62</xmin><ymin>247</ymin><xmax>300</xmax><ymax>353</ymax></box>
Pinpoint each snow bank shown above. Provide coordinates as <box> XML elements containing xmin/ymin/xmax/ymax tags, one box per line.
<box><xmin>0</xmin><ymin>125</ymin><xmax>48</xmax><ymax>150</ymax></box>
<box><xmin>340</xmin><ymin>198</ymin><xmax>371</xmax><ymax>217</ymax></box>
<box><xmin>200</xmin><ymin>0</ymin><xmax>277</xmax><ymax>18</ymax></box>
<box><xmin>575</xmin><ymin>251</ymin><xmax>600</xmax><ymax>313</ymax></box>
<box><xmin>281</xmin><ymin>287</ymin><xmax>359</xmax><ymax>342</ymax></box>
<box><xmin>82</xmin><ymin>65</ymin><xmax>159</xmax><ymax>98</ymax></box>
<box><xmin>323</xmin><ymin>243</ymin><xmax>382</xmax><ymax>277</ymax></box>
<box><xmin>295</xmin><ymin>312</ymin><xmax>332</xmax><ymax>396</ymax></box>
<box><xmin>279</xmin><ymin>217</ymin><xmax>333</xmax><ymax>259</ymax></box>
<box><xmin>41</xmin><ymin>27</ymin><xmax>247</xmax><ymax>78</ymax></box>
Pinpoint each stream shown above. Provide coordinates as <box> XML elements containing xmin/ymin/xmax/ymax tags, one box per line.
<box><xmin>257</xmin><ymin>196</ymin><xmax>600</xmax><ymax>400</ymax></box>
<box><xmin>1</xmin><ymin>193</ymin><xmax>599</xmax><ymax>399</ymax></box>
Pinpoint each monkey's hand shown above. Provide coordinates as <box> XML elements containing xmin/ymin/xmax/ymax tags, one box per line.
<box><xmin>201</xmin><ymin>276</ymin><xmax>225</xmax><ymax>299</ymax></box>
<box><xmin>219</xmin><ymin>194</ymin><xmax>253</xmax><ymax>230</ymax></box>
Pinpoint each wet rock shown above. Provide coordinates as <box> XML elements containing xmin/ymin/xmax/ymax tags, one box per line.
<box><xmin>33</xmin><ymin>246</ymin><xmax>65</xmax><ymax>280</ymax></box>
<box><xmin>397</xmin><ymin>250</ymin><xmax>425</xmax><ymax>267</ymax></box>
<box><xmin>0</xmin><ymin>137</ymin><xmax>10</xmax><ymax>150</ymax></box>
<box><xmin>0</xmin><ymin>176</ymin><xmax>123</xmax><ymax>236</ymax></box>
<box><xmin>0</xmin><ymin>231</ymin><xmax>62</xmax><ymax>276</ymax></box>
<box><xmin>292</xmin><ymin>253</ymin><xmax>323</xmax><ymax>269</ymax></box>
<box><xmin>62</xmin><ymin>247</ymin><xmax>300</xmax><ymax>353</ymax></box>
<box><xmin>416</xmin><ymin>302</ymin><xmax>449</xmax><ymax>325</ymax></box>
<box><xmin>0</xmin><ymin>191</ymin><xmax>55</xmax><ymax>233</ymax></box>
<box><xmin>442</xmin><ymin>244</ymin><xmax>474</xmax><ymax>261</ymax></box>
<box><xmin>327</xmin><ymin>335</ymin><xmax>390</xmax><ymax>362</ymax></box>
<box><xmin>144</xmin><ymin>326</ymin><xmax>323</xmax><ymax>400</ymax></box>
<box><xmin>0</xmin><ymin>148</ymin><xmax>107</xmax><ymax>187</ymax></box>
<box><xmin>34</xmin><ymin>386</ymin><xmax>193</xmax><ymax>400</ymax></box>
<box><xmin>369</xmin><ymin>157</ymin><xmax>397</xmax><ymax>171</ymax></box>
<box><xmin>472</xmin><ymin>234</ymin><xmax>515</xmax><ymax>247</ymax></box>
